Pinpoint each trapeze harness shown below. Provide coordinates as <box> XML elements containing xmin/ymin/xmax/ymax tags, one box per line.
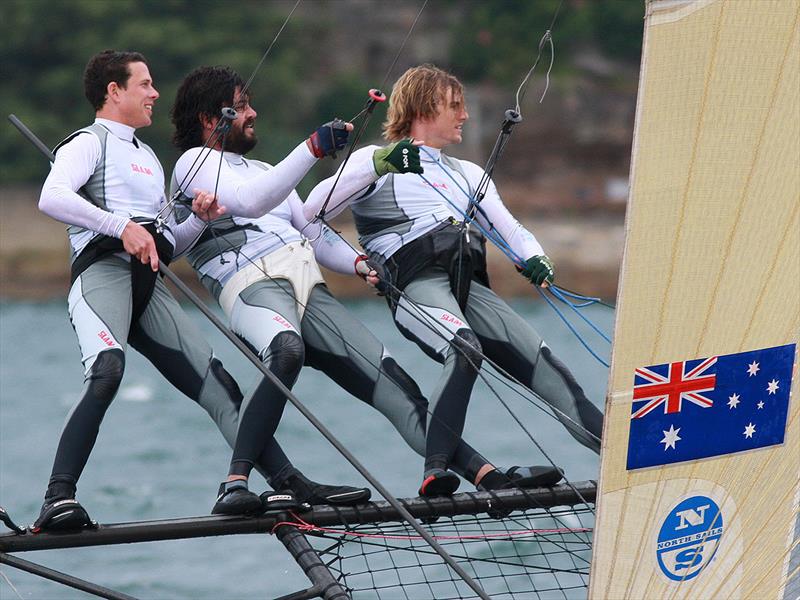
<box><xmin>56</xmin><ymin>124</ymin><xmax>174</xmax><ymax>326</ymax></box>
<box><xmin>380</xmin><ymin>218</ymin><xmax>489</xmax><ymax>311</ymax></box>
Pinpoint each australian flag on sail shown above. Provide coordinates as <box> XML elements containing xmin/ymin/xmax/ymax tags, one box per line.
<box><xmin>626</xmin><ymin>343</ymin><xmax>796</xmax><ymax>470</ymax></box>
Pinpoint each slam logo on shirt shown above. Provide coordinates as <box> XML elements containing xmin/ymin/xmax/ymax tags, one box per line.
<box><xmin>131</xmin><ymin>163</ymin><xmax>153</xmax><ymax>176</ymax></box>
<box><xmin>656</xmin><ymin>495</ymin><xmax>723</xmax><ymax>582</ymax></box>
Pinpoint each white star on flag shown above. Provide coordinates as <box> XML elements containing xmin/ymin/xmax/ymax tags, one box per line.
<box><xmin>660</xmin><ymin>425</ymin><xmax>681</xmax><ymax>450</ymax></box>
<box><xmin>747</xmin><ymin>361</ymin><xmax>760</xmax><ymax>376</ymax></box>
<box><xmin>743</xmin><ymin>423</ymin><xmax>756</xmax><ymax>439</ymax></box>
<box><xmin>767</xmin><ymin>379</ymin><xmax>779</xmax><ymax>394</ymax></box>
<box><xmin>757</xmin><ymin>401</ymin><xmax>764</xmax><ymax>409</ymax></box>
<box><xmin>727</xmin><ymin>393</ymin><xmax>740</xmax><ymax>409</ymax></box>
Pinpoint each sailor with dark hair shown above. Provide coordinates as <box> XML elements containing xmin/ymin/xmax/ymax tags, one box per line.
<box><xmin>34</xmin><ymin>49</ymin><xmax>293</xmax><ymax>530</ymax></box>
<box><xmin>304</xmin><ymin>64</ymin><xmax>603</xmax><ymax>496</ymax></box>
<box><xmin>170</xmin><ymin>65</ymin><xmax>552</xmax><ymax>511</ymax></box>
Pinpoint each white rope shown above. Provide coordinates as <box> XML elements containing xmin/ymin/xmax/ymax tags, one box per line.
<box><xmin>0</xmin><ymin>570</ymin><xmax>24</xmax><ymax>600</ymax></box>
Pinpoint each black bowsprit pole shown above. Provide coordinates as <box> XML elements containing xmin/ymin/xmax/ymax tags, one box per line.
<box><xmin>9</xmin><ymin>114</ymin><xmax>55</xmax><ymax>161</ymax></box>
<box><xmin>1</xmin><ymin>552</ymin><xmax>137</xmax><ymax>600</ymax></box>
<box><xmin>8</xmin><ymin>114</ymin><xmax>492</xmax><ymax>600</ymax></box>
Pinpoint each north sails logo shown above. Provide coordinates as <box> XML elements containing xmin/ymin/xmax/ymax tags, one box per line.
<box><xmin>656</xmin><ymin>495</ymin><xmax>724</xmax><ymax>582</ymax></box>
<box><xmin>402</xmin><ymin>147</ymin><xmax>409</xmax><ymax>169</ymax></box>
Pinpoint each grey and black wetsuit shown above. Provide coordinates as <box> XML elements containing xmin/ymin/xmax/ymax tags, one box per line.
<box><xmin>303</xmin><ymin>144</ymin><xmax>604</xmax><ymax>475</ymax></box>
<box><xmin>37</xmin><ymin>119</ymin><xmax>252</xmax><ymax>502</ymax></box>
<box><xmin>170</xmin><ymin>146</ymin><xmax>495</xmax><ymax>487</ymax></box>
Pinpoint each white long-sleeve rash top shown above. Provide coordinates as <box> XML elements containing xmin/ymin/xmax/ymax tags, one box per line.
<box><xmin>39</xmin><ymin>118</ymin><xmax>206</xmax><ymax>257</ymax></box>
<box><xmin>303</xmin><ymin>145</ymin><xmax>545</xmax><ymax>262</ymax></box>
<box><xmin>170</xmin><ymin>145</ymin><xmax>363</xmax><ymax>293</ymax></box>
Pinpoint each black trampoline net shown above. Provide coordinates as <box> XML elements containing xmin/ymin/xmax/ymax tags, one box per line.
<box><xmin>288</xmin><ymin>503</ymin><xmax>594</xmax><ymax>599</ymax></box>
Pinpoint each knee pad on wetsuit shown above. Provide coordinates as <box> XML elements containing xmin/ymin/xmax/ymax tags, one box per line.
<box><xmin>209</xmin><ymin>357</ymin><xmax>244</xmax><ymax>411</ymax></box>
<box><xmin>86</xmin><ymin>349</ymin><xmax>125</xmax><ymax>399</ymax></box>
<box><xmin>450</xmin><ymin>329</ymin><xmax>483</xmax><ymax>372</ymax></box>
<box><xmin>264</xmin><ymin>331</ymin><xmax>305</xmax><ymax>384</ymax></box>
<box><xmin>381</xmin><ymin>356</ymin><xmax>427</xmax><ymax>409</ymax></box>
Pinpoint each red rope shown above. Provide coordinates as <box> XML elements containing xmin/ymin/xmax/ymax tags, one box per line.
<box><xmin>271</xmin><ymin>513</ymin><xmax>591</xmax><ymax>541</ymax></box>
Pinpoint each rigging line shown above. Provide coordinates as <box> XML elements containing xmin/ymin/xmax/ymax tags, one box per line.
<box><xmin>465</xmin><ymin>0</ymin><xmax>564</xmax><ymax>220</ymax></box>
<box><xmin>538</xmin><ymin>288</ymin><xmax>610</xmax><ymax>368</ymax></box>
<box><xmin>420</xmin><ymin>155</ymin><xmax>615</xmax><ymax>324</ymax></box>
<box><xmin>310</xmin><ymin>217</ymin><xmax>601</xmax><ymax>448</ymax></box>
<box><xmin>416</xmin><ymin>150</ymin><xmax>613</xmax><ymax>365</ymax></box>
<box><xmin>182</xmin><ymin>188</ymin><xmax>599</xmax><ymax>555</ymax></box>
<box><xmin>330</xmin><ymin>275</ymin><xmax>599</xmax><ymax>523</ymax></box>
<box><xmin>377</xmin><ymin>0</ymin><xmax>429</xmax><ymax>92</ymax></box>
<box><xmin>316</xmin><ymin>215</ymin><xmax>596</xmax><ymax>435</ymax></box>
<box><xmin>240</xmin><ymin>0</ymin><xmax>303</xmax><ymax>98</ymax></box>
<box><xmin>185</xmin><ymin>224</ymin><xmax>599</xmax><ymax>557</ymax></box>
<box><xmin>515</xmin><ymin>0</ymin><xmax>565</xmax><ymax>114</ymax></box>
<box><xmin>0</xmin><ymin>569</ymin><xmax>23</xmax><ymax>600</ymax></box>
<box><xmin>0</xmin><ymin>552</ymin><xmax>137</xmax><ymax>600</ymax></box>
<box><xmin>390</xmin><ymin>288</ymin><xmax>600</xmax><ymax>457</ymax></box>
<box><xmin>470</xmin><ymin>121</ymin><xmax>517</xmax><ymax>216</ymax></box>
<box><xmin>417</xmin><ymin>148</ymin><xmax>520</xmax><ymax>251</ymax></box>
<box><xmin>13</xmin><ymin>116</ymin><xmax>491</xmax><ymax>600</ymax></box>
<box><xmin>547</xmin><ymin>287</ymin><xmax>611</xmax><ymax>344</ymax></box>
<box><xmin>514</xmin><ymin>29</ymin><xmax>555</xmax><ymax>113</ymax></box>
<box><xmin>313</xmin><ymin>0</ymin><xmax>428</xmax><ymax>222</ymax></box>
<box><xmin>155</xmin><ymin>119</ymin><xmax>229</xmax><ymax>223</ymax></box>
<box><xmin>162</xmin><ymin>267</ymin><xmax>491</xmax><ymax>600</ymax></box>
<box><xmin>191</xmin><ymin>220</ymin><xmax>494</xmax><ymax>471</ymax></box>
<box><xmin>198</xmin><ymin>222</ymin><xmax>601</xmax><ymax>547</ymax></box>
<box><xmin>206</xmin><ymin>217</ymin><xmax>597</xmax><ymax>537</ymax></box>
<box><xmin>161</xmin><ymin>0</ymin><xmax>301</xmax><ymax>226</ymax></box>
<box><xmin>416</xmin><ymin>168</ymin><xmax>525</xmax><ymax>267</ymax></box>
<box><xmin>548</xmin><ymin>291</ymin><xmax>595</xmax><ymax>309</ymax></box>
<box><xmin>314</xmin><ymin>99</ymin><xmax>382</xmax><ymax>221</ymax></box>
<box><xmin>205</xmin><ymin>128</ymin><xmax>235</xmax><ymax>262</ymax></box>
<box><xmin>554</xmin><ymin>285</ymin><xmax>616</xmax><ymax>310</ymax></box>
<box><xmin>314</xmin><ymin>211</ymin><xmax>603</xmax><ymax>460</ymax></box>
<box><xmin>358</xmin><ymin>278</ymin><xmax>602</xmax><ymax>525</ymax></box>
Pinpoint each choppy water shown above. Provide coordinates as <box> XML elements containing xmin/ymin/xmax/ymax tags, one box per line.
<box><xmin>0</xmin><ymin>296</ymin><xmax>611</xmax><ymax>599</ymax></box>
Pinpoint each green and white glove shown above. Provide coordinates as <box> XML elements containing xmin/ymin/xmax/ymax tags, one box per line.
<box><xmin>520</xmin><ymin>255</ymin><xmax>555</xmax><ymax>286</ymax></box>
<box><xmin>373</xmin><ymin>139</ymin><xmax>423</xmax><ymax>177</ymax></box>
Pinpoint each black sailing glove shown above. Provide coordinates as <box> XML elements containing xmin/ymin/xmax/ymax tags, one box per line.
<box><xmin>520</xmin><ymin>255</ymin><xmax>555</xmax><ymax>286</ymax></box>
<box><xmin>372</xmin><ymin>139</ymin><xmax>423</xmax><ymax>176</ymax></box>
<box><xmin>308</xmin><ymin>119</ymin><xmax>349</xmax><ymax>158</ymax></box>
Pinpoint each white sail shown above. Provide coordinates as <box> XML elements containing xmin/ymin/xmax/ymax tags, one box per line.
<box><xmin>590</xmin><ymin>0</ymin><xmax>799</xmax><ymax>598</ymax></box>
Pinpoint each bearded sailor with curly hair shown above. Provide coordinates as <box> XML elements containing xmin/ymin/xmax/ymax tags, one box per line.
<box><xmin>170</xmin><ymin>65</ymin><xmax>556</xmax><ymax>510</ymax></box>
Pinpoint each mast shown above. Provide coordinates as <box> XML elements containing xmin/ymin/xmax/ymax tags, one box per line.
<box><xmin>590</xmin><ymin>0</ymin><xmax>799</xmax><ymax>598</ymax></box>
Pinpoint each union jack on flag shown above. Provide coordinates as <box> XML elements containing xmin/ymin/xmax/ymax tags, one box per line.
<box><xmin>631</xmin><ymin>356</ymin><xmax>717</xmax><ymax>419</ymax></box>
<box><xmin>626</xmin><ymin>344</ymin><xmax>796</xmax><ymax>470</ymax></box>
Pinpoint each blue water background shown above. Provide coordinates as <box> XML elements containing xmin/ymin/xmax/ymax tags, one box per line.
<box><xmin>0</xmin><ymin>297</ymin><xmax>611</xmax><ymax>599</ymax></box>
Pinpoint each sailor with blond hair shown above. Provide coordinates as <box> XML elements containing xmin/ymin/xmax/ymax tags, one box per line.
<box><xmin>304</xmin><ymin>64</ymin><xmax>603</xmax><ymax>497</ymax></box>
